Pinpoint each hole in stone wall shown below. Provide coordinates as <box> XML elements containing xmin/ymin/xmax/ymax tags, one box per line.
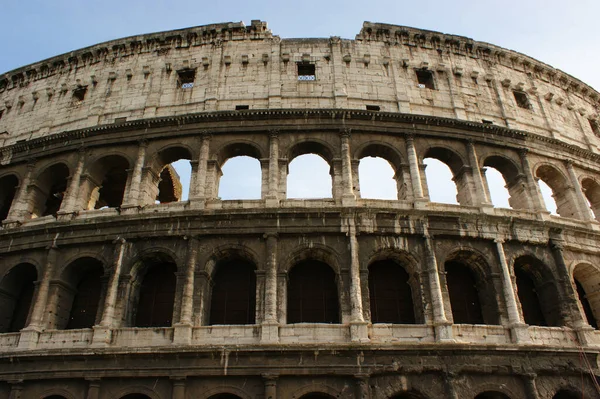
<box><xmin>415</xmin><ymin>69</ymin><xmax>435</xmax><ymax>89</ymax></box>
<box><xmin>366</xmin><ymin>105</ymin><xmax>380</xmax><ymax>111</ymax></box>
<box><xmin>218</xmin><ymin>156</ymin><xmax>262</xmax><ymax>200</ymax></box>
<box><xmin>72</xmin><ymin>86</ymin><xmax>87</xmax><ymax>103</ymax></box>
<box><xmin>177</xmin><ymin>68</ymin><xmax>196</xmax><ymax>89</ymax></box>
<box><xmin>235</xmin><ymin>105</ymin><xmax>249</xmax><ymax>110</ymax></box>
<box><xmin>590</xmin><ymin>119</ymin><xmax>600</xmax><ymax>136</ymax></box>
<box><xmin>575</xmin><ymin>279</ymin><xmax>598</xmax><ymax>329</ymax></box>
<box><xmin>423</xmin><ymin>158</ymin><xmax>458</xmax><ymax>205</ymax></box>
<box><xmin>358</xmin><ymin>157</ymin><xmax>397</xmax><ymax>200</ymax></box>
<box><xmin>484</xmin><ymin>167</ymin><xmax>511</xmax><ymax>208</ymax></box>
<box><xmin>513</xmin><ymin>90</ymin><xmax>531</xmax><ymax>109</ymax></box>
<box><xmin>297</xmin><ymin>63</ymin><xmax>316</xmax><ymax>80</ymax></box>
<box><xmin>287</xmin><ymin>154</ymin><xmax>332</xmax><ymax>199</ymax></box>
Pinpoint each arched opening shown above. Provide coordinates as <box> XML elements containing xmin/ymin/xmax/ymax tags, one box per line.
<box><xmin>120</xmin><ymin>395</ymin><xmax>152</xmax><ymax>399</ymax></box>
<box><xmin>51</xmin><ymin>257</ymin><xmax>104</xmax><ymax>330</ymax></box>
<box><xmin>287</xmin><ymin>142</ymin><xmax>334</xmax><ymax>199</ymax></box>
<box><xmin>390</xmin><ymin>391</ymin><xmax>428</xmax><ymax>399</ymax></box>
<box><xmin>483</xmin><ymin>156</ymin><xmax>528</xmax><ymax>210</ymax></box>
<box><xmin>572</xmin><ymin>264</ymin><xmax>600</xmax><ymax>329</ymax></box>
<box><xmin>445</xmin><ymin>261</ymin><xmax>484</xmax><ymax>324</ymax></box>
<box><xmin>358</xmin><ymin>157</ymin><xmax>397</xmax><ymax>200</ymax></box>
<box><xmin>475</xmin><ymin>392</ymin><xmax>511</xmax><ymax>399</ymax></box>
<box><xmin>209</xmin><ymin>258</ymin><xmax>257</xmax><ymax>325</ymax></box>
<box><xmin>151</xmin><ymin>146</ymin><xmax>192</xmax><ymax>204</ymax></box>
<box><xmin>538</xmin><ymin>179</ymin><xmax>558</xmax><ymax>215</ymax></box>
<box><xmin>369</xmin><ymin>260</ymin><xmax>415</xmax><ymax>324</ymax></box>
<box><xmin>288</xmin><ymin>260</ymin><xmax>339</xmax><ymax>323</ymax></box>
<box><xmin>31</xmin><ymin>163</ymin><xmax>70</xmax><ymax>217</ymax></box>
<box><xmin>0</xmin><ymin>174</ymin><xmax>18</xmax><ymax>221</ymax></box>
<box><xmin>299</xmin><ymin>394</ymin><xmax>336</xmax><ymax>399</ymax></box>
<box><xmin>208</xmin><ymin>394</ymin><xmax>243</xmax><ymax>399</ymax></box>
<box><xmin>581</xmin><ymin>178</ymin><xmax>600</xmax><ymax>221</ymax></box>
<box><xmin>423</xmin><ymin>147</ymin><xmax>467</xmax><ymax>205</ymax></box>
<box><xmin>85</xmin><ymin>155</ymin><xmax>130</xmax><ymax>210</ymax></box>
<box><xmin>0</xmin><ymin>263</ymin><xmax>37</xmax><ymax>332</ymax></box>
<box><xmin>552</xmin><ymin>390</ymin><xmax>581</xmax><ymax>399</ymax></box>
<box><xmin>219</xmin><ymin>156</ymin><xmax>262</xmax><ymax>200</ymax></box>
<box><xmin>133</xmin><ymin>255</ymin><xmax>177</xmax><ymax>328</ymax></box>
<box><xmin>514</xmin><ymin>256</ymin><xmax>562</xmax><ymax>327</ymax></box>
<box><xmin>536</xmin><ymin>165</ymin><xmax>578</xmax><ymax>218</ymax></box>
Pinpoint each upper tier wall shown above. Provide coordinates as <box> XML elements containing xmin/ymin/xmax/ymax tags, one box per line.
<box><xmin>0</xmin><ymin>20</ymin><xmax>599</xmax><ymax>150</ymax></box>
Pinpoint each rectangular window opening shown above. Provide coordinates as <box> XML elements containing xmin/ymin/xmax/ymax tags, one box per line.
<box><xmin>0</xmin><ymin>110</ymin><xmax>3</xmax><ymax>121</ymax></box>
<box><xmin>482</xmin><ymin>119</ymin><xmax>494</xmax><ymax>125</ymax></box>
<box><xmin>114</xmin><ymin>117</ymin><xmax>127</xmax><ymax>124</ymax></box>
<box><xmin>235</xmin><ymin>105</ymin><xmax>249</xmax><ymax>110</ymax></box>
<box><xmin>297</xmin><ymin>63</ymin><xmax>316</xmax><ymax>81</ymax></box>
<box><xmin>415</xmin><ymin>69</ymin><xmax>435</xmax><ymax>89</ymax></box>
<box><xmin>177</xmin><ymin>68</ymin><xmax>196</xmax><ymax>89</ymax></box>
<box><xmin>72</xmin><ymin>86</ymin><xmax>87</xmax><ymax>102</ymax></box>
<box><xmin>590</xmin><ymin>119</ymin><xmax>600</xmax><ymax>136</ymax></box>
<box><xmin>513</xmin><ymin>91</ymin><xmax>531</xmax><ymax>110</ymax></box>
<box><xmin>366</xmin><ymin>105</ymin><xmax>380</xmax><ymax>111</ymax></box>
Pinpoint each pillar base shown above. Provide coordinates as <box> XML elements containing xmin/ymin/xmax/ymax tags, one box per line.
<box><xmin>119</xmin><ymin>205</ymin><xmax>141</xmax><ymax>215</ymax></box>
<box><xmin>17</xmin><ymin>328</ymin><xmax>40</xmax><ymax>349</ymax></box>
<box><xmin>260</xmin><ymin>322</ymin><xmax>280</xmax><ymax>344</ymax></box>
<box><xmin>55</xmin><ymin>211</ymin><xmax>76</xmax><ymax>221</ymax></box>
<box><xmin>265</xmin><ymin>196</ymin><xmax>280</xmax><ymax>208</ymax></box>
<box><xmin>413</xmin><ymin>198</ymin><xmax>429</xmax><ymax>209</ymax></box>
<box><xmin>91</xmin><ymin>325</ymin><xmax>113</xmax><ymax>347</ymax></box>
<box><xmin>2</xmin><ymin>219</ymin><xmax>21</xmax><ymax>229</ymax></box>
<box><xmin>173</xmin><ymin>323</ymin><xmax>193</xmax><ymax>345</ymax></box>
<box><xmin>434</xmin><ymin>322</ymin><xmax>454</xmax><ymax>342</ymax></box>
<box><xmin>341</xmin><ymin>194</ymin><xmax>356</xmax><ymax>207</ymax></box>
<box><xmin>509</xmin><ymin>323</ymin><xmax>531</xmax><ymax>344</ymax></box>
<box><xmin>187</xmin><ymin>198</ymin><xmax>206</xmax><ymax>210</ymax></box>
<box><xmin>575</xmin><ymin>325</ymin><xmax>597</xmax><ymax>347</ymax></box>
<box><xmin>349</xmin><ymin>321</ymin><xmax>369</xmax><ymax>343</ymax></box>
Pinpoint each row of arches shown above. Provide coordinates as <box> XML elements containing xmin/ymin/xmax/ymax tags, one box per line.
<box><xmin>0</xmin><ymin>138</ymin><xmax>599</xmax><ymax>222</ymax></box>
<box><xmin>1</xmin><ymin>246</ymin><xmax>597</xmax><ymax>333</ymax></box>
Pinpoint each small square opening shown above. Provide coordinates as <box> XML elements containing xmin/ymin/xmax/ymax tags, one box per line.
<box><xmin>415</xmin><ymin>69</ymin><xmax>435</xmax><ymax>89</ymax></box>
<box><xmin>590</xmin><ymin>119</ymin><xmax>600</xmax><ymax>136</ymax></box>
<box><xmin>366</xmin><ymin>105</ymin><xmax>380</xmax><ymax>111</ymax></box>
<box><xmin>297</xmin><ymin>63</ymin><xmax>316</xmax><ymax>81</ymax></box>
<box><xmin>177</xmin><ymin>68</ymin><xmax>196</xmax><ymax>89</ymax></box>
<box><xmin>482</xmin><ymin>119</ymin><xmax>494</xmax><ymax>125</ymax></box>
<box><xmin>114</xmin><ymin>117</ymin><xmax>127</xmax><ymax>124</ymax></box>
<box><xmin>235</xmin><ymin>105</ymin><xmax>249</xmax><ymax>110</ymax></box>
<box><xmin>513</xmin><ymin>91</ymin><xmax>531</xmax><ymax>109</ymax></box>
<box><xmin>0</xmin><ymin>110</ymin><xmax>3</xmax><ymax>121</ymax></box>
<box><xmin>72</xmin><ymin>86</ymin><xmax>87</xmax><ymax>102</ymax></box>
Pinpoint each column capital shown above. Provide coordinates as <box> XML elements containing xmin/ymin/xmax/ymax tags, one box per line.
<box><xmin>113</xmin><ymin>237</ymin><xmax>126</xmax><ymax>245</ymax></box>
<box><xmin>137</xmin><ymin>139</ymin><xmax>149</xmax><ymax>148</ymax></box>
<box><xmin>263</xmin><ymin>232</ymin><xmax>279</xmax><ymax>240</ymax></box>
<box><xmin>268</xmin><ymin>129</ymin><xmax>280</xmax><ymax>139</ymax></box>
<box><xmin>339</xmin><ymin>128</ymin><xmax>352</xmax><ymax>139</ymax></box>
<box><xmin>494</xmin><ymin>238</ymin><xmax>505</xmax><ymax>244</ymax></box>
<box><xmin>200</xmin><ymin>130</ymin><xmax>213</xmax><ymax>140</ymax></box>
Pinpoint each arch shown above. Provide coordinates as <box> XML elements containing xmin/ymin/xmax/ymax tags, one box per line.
<box><xmin>423</xmin><ymin>146</ymin><xmax>469</xmax><ymax>205</ymax></box>
<box><xmin>216</xmin><ymin>142</ymin><xmax>263</xmax><ymax>166</ymax></box>
<box><xmin>0</xmin><ymin>174</ymin><xmax>18</xmax><ymax>221</ymax></box>
<box><xmin>0</xmin><ymin>263</ymin><xmax>37</xmax><ymax>332</ymax></box>
<box><xmin>85</xmin><ymin>155</ymin><xmax>130</xmax><ymax>210</ymax></box>
<box><xmin>208</xmin><ymin>395</ymin><xmax>243</xmax><ymax>399</ymax></box>
<box><xmin>31</xmin><ymin>162</ymin><xmax>70</xmax><ymax>217</ymax></box>
<box><xmin>52</xmin><ymin>257</ymin><xmax>104</xmax><ymax>330</ymax></box>
<box><xmin>130</xmin><ymin>252</ymin><xmax>178</xmax><ymax>328</ymax></box>
<box><xmin>368</xmin><ymin>259</ymin><xmax>416</xmax><ymax>324</ymax></box>
<box><xmin>148</xmin><ymin>145</ymin><xmax>193</xmax><ymax>205</ymax></box>
<box><xmin>290</xmin><ymin>384</ymin><xmax>340</xmax><ymax>399</ymax></box>
<box><xmin>572</xmin><ymin>263</ymin><xmax>600</xmax><ymax>329</ymax></box>
<box><xmin>201</xmin><ymin>386</ymin><xmax>253</xmax><ymax>399</ymax></box>
<box><xmin>287</xmin><ymin>260</ymin><xmax>339</xmax><ymax>323</ymax></box>
<box><xmin>535</xmin><ymin>164</ymin><xmax>578</xmax><ymax>218</ymax></box>
<box><xmin>423</xmin><ymin>146</ymin><xmax>466</xmax><ymax>176</ymax></box>
<box><xmin>581</xmin><ymin>177</ymin><xmax>600</xmax><ymax>221</ymax></box>
<box><xmin>114</xmin><ymin>385</ymin><xmax>159</xmax><ymax>399</ymax></box>
<box><xmin>285</xmin><ymin>245</ymin><xmax>342</xmax><ymax>274</ymax></box>
<box><xmin>552</xmin><ymin>389</ymin><xmax>582</xmax><ymax>399</ymax></box>
<box><xmin>483</xmin><ymin>155</ymin><xmax>530</xmax><ymax>210</ymax></box>
<box><xmin>39</xmin><ymin>388</ymin><xmax>75</xmax><ymax>399</ymax></box>
<box><xmin>287</xmin><ymin>153</ymin><xmax>332</xmax><ymax>199</ymax></box>
<box><xmin>355</xmin><ymin>142</ymin><xmax>404</xmax><ymax>172</ymax></box>
<box><xmin>358</xmin><ymin>156</ymin><xmax>398</xmax><ymax>200</ymax></box>
<box><xmin>218</xmin><ymin>156</ymin><xmax>262</xmax><ymax>200</ymax></box>
<box><xmin>288</xmin><ymin>140</ymin><xmax>335</xmax><ymax>164</ymax></box>
<box><xmin>513</xmin><ymin>255</ymin><xmax>562</xmax><ymax>327</ymax></box>
<box><xmin>209</xmin><ymin>257</ymin><xmax>257</xmax><ymax>325</ymax></box>
<box><xmin>475</xmin><ymin>392</ymin><xmax>511</xmax><ymax>399</ymax></box>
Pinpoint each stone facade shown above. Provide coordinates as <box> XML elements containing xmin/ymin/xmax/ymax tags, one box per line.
<box><xmin>0</xmin><ymin>21</ymin><xmax>598</xmax><ymax>399</ymax></box>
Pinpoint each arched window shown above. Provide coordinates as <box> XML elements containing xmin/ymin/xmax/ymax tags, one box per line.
<box><xmin>369</xmin><ymin>260</ymin><xmax>415</xmax><ymax>324</ymax></box>
<box><xmin>581</xmin><ymin>177</ymin><xmax>600</xmax><ymax>221</ymax></box>
<box><xmin>536</xmin><ymin>165</ymin><xmax>579</xmax><ymax>218</ymax></box>
<box><xmin>85</xmin><ymin>155</ymin><xmax>130</xmax><ymax>209</ymax></box>
<box><xmin>287</xmin><ymin>154</ymin><xmax>332</xmax><ymax>199</ymax></box>
<box><xmin>552</xmin><ymin>390</ymin><xmax>581</xmax><ymax>399</ymax></box>
<box><xmin>483</xmin><ymin>156</ymin><xmax>528</xmax><ymax>210</ymax></box>
<box><xmin>423</xmin><ymin>158</ymin><xmax>458</xmax><ymax>205</ymax></box>
<box><xmin>514</xmin><ymin>256</ymin><xmax>562</xmax><ymax>327</ymax></box>
<box><xmin>538</xmin><ymin>179</ymin><xmax>558</xmax><ymax>215</ymax></box>
<box><xmin>134</xmin><ymin>257</ymin><xmax>177</xmax><ymax>328</ymax></box>
<box><xmin>572</xmin><ymin>264</ymin><xmax>600</xmax><ymax>329</ymax></box>
<box><xmin>0</xmin><ymin>263</ymin><xmax>37</xmax><ymax>332</ymax></box>
<box><xmin>483</xmin><ymin>167</ymin><xmax>511</xmax><ymax>208</ymax></box>
<box><xmin>151</xmin><ymin>146</ymin><xmax>193</xmax><ymax>204</ymax></box>
<box><xmin>575</xmin><ymin>279</ymin><xmax>597</xmax><ymax>329</ymax></box>
<box><xmin>288</xmin><ymin>260</ymin><xmax>339</xmax><ymax>323</ymax></box>
<box><xmin>358</xmin><ymin>157</ymin><xmax>397</xmax><ymax>200</ymax></box>
<box><xmin>390</xmin><ymin>392</ymin><xmax>428</xmax><ymax>399</ymax></box>
<box><xmin>475</xmin><ymin>392</ymin><xmax>511</xmax><ymax>399</ymax></box>
<box><xmin>219</xmin><ymin>156</ymin><xmax>262</xmax><ymax>200</ymax></box>
<box><xmin>31</xmin><ymin>163</ymin><xmax>70</xmax><ymax>217</ymax></box>
<box><xmin>0</xmin><ymin>174</ymin><xmax>18</xmax><ymax>222</ymax></box>
<box><xmin>445</xmin><ymin>261</ymin><xmax>484</xmax><ymax>324</ymax></box>
<box><xmin>209</xmin><ymin>259</ymin><xmax>256</xmax><ymax>325</ymax></box>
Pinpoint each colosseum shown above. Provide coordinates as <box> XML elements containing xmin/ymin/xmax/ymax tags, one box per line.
<box><xmin>0</xmin><ymin>19</ymin><xmax>599</xmax><ymax>399</ymax></box>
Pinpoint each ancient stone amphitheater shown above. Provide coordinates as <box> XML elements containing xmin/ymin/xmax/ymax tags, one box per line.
<box><xmin>0</xmin><ymin>19</ymin><xmax>599</xmax><ymax>399</ymax></box>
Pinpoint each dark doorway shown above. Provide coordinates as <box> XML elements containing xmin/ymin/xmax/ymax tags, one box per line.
<box><xmin>445</xmin><ymin>261</ymin><xmax>484</xmax><ymax>324</ymax></box>
<box><xmin>209</xmin><ymin>259</ymin><xmax>257</xmax><ymax>325</ymax></box>
<box><xmin>369</xmin><ymin>260</ymin><xmax>415</xmax><ymax>324</ymax></box>
<box><xmin>288</xmin><ymin>260</ymin><xmax>339</xmax><ymax>323</ymax></box>
<box><xmin>134</xmin><ymin>261</ymin><xmax>177</xmax><ymax>327</ymax></box>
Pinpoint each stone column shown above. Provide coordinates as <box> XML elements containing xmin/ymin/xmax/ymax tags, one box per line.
<box><xmin>466</xmin><ymin>141</ymin><xmax>490</xmax><ymax>206</ymax></box>
<box><xmin>352</xmin><ymin>160</ymin><xmax>361</xmax><ymax>199</ymax></box>
<box><xmin>171</xmin><ymin>377</ymin><xmax>186</xmax><ymax>399</ymax></box>
<box><xmin>519</xmin><ymin>149</ymin><xmax>546</xmax><ymax>213</ymax></box>
<box><xmin>422</xmin><ymin>227</ymin><xmax>452</xmax><ymax>341</ymax></box>
<box><xmin>355</xmin><ymin>374</ymin><xmax>370</xmax><ymax>399</ymax></box>
<box><xmin>347</xmin><ymin>217</ymin><xmax>368</xmax><ymax>342</ymax></box>
<box><xmin>522</xmin><ymin>373</ymin><xmax>540</xmax><ymax>399</ymax></box>
<box><xmin>4</xmin><ymin>161</ymin><xmax>36</xmax><ymax>225</ymax></box>
<box><xmin>565</xmin><ymin>161</ymin><xmax>593</xmax><ymax>221</ymax></box>
<box><xmin>190</xmin><ymin>132</ymin><xmax>211</xmax><ymax>206</ymax></box>
<box><xmin>444</xmin><ymin>372</ymin><xmax>459</xmax><ymax>399</ymax></box>
<box><xmin>58</xmin><ymin>148</ymin><xmax>86</xmax><ymax>215</ymax></box>
<box><xmin>85</xmin><ymin>378</ymin><xmax>101</xmax><ymax>399</ymax></box>
<box><xmin>405</xmin><ymin>135</ymin><xmax>424</xmax><ymax>201</ymax></box>
<box><xmin>194</xmin><ymin>271</ymin><xmax>211</xmax><ymax>326</ymax></box>
<box><xmin>340</xmin><ymin>129</ymin><xmax>356</xmax><ymax>205</ymax></box>
<box><xmin>8</xmin><ymin>381</ymin><xmax>23</xmax><ymax>399</ymax></box>
<box><xmin>266</xmin><ymin>131</ymin><xmax>280</xmax><ymax>207</ymax></box>
<box><xmin>495</xmin><ymin>239</ymin><xmax>530</xmax><ymax>343</ymax></box>
<box><xmin>263</xmin><ymin>374</ymin><xmax>278</xmax><ymax>399</ymax></box>
<box><xmin>261</xmin><ymin>233</ymin><xmax>279</xmax><ymax>343</ymax></box>
<box><xmin>174</xmin><ymin>237</ymin><xmax>199</xmax><ymax>344</ymax></box>
<box><xmin>122</xmin><ymin>140</ymin><xmax>148</xmax><ymax>209</ymax></box>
